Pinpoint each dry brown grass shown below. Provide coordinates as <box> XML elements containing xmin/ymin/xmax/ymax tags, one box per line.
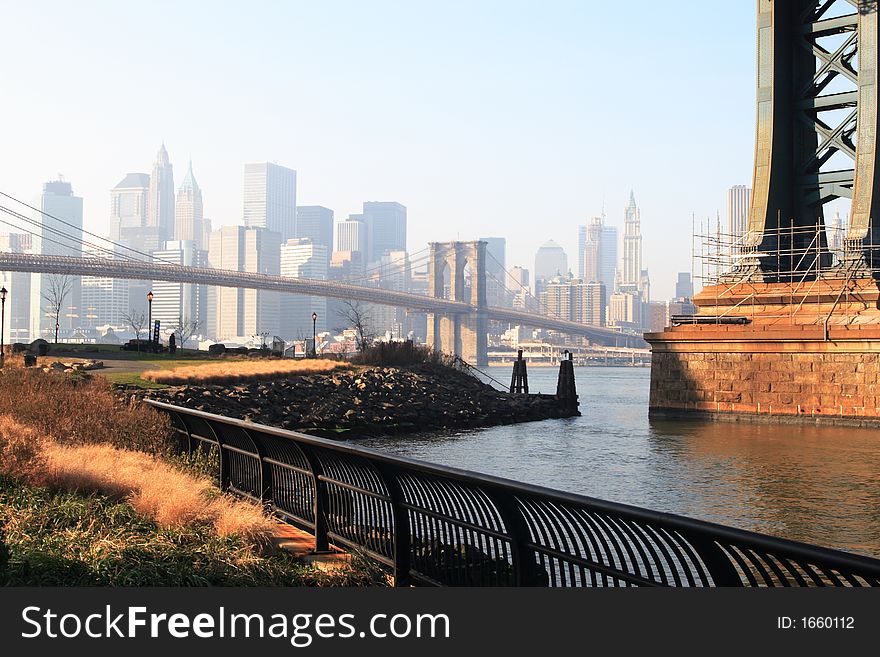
<box><xmin>0</xmin><ymin>416</ymin><xmax>46</xmax><ymax>482</ymax></box>
<box><xmin>0</xmin><ymin>366</ymin><xmax>171</xmax><ymax>453</ymax></box>
<box><xmin>141</xmin><ymin>358</ymin><xmax>348</xmax><ymax>385</ymax></box>
<box><xmin>38</xmin><ymin>441</ymin><xmax>275</xmax><ymax>543</ymax></box>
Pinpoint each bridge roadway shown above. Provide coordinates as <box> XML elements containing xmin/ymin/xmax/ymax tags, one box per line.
<box><xmin>0</xmin><ymin>252</ymin><xmax>644</xmax><ymax>347</ymax></box>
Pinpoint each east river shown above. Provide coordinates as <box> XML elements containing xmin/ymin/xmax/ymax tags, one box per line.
<box><xmin>358</xmin><ymin>366</ymin><xmax>880</xmax><ymax>558</ymax></box>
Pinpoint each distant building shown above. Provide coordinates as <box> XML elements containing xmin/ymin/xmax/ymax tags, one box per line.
<box><xmin>622</xmin><ymin>190</ymin><xmax>647</xmax><ymax>298</ymax></box>
<box><xmin>0</xmin><ymin>232</ymin><xmax>32</xmax><ymax>343</ymax></box>
<box><xmin>675</xmin><ymin>272</ymin><xmax>694</xmax><ymax>299</ymax></box>
<box><xmin>336</xmin><ymin>217</ymin><xmax>367</xmax><ymax>256</ymax></box>
<box><xmin>29</xmin><ymin>180</ymin><xmax>83</xmax><ymax>339</ymax></box>
<box><xmin>174</xmin><ymin>161</ymin><xmax>207</xmax><ymax>249</ymax></box>
<box><xmin>608</xmin><ymin>290</ymin><xmax>643</xmax><ymax>331</ymax></box>
<box><xmin>534</xmin><ymin>240</ymin><xmax>568</xmax><ymax>296</ymax></box>
<box><xmin>147</xmin><ymin>144</ymin><xmax>175</xmax><ymax>244</ymax></box>
<box><xmin>280</xmin><ymin>238</ymin><xmax>329</xmax><ymax>339</ymax></box>
<box><xmin>480</xmin><ymin>236</ymin><xmax>507</xmax><ymax>307</ymax></box>
<box><xmin>151</xmin><ymin>240</ymin><xmax>208</xmax><ymax>341</ymax></box>
<box><xmin>110</xmin><ymin>173</ymin><xmax>150</xmax><ymax>241</ymax></box>
<box><xmin>581</xmin><ymin>215</ymin><xmax>617</xmax><ymax>305</ymax></box>
<box><xmin>726</xmin><ymin>185</ymin><xmax>751</xmax><ymax>243</ymax></box>
<box><xmin>362</xmin><ymin>201</ymin><xmax>406</xmax><ymax>264</ymax></box>
<box><xmin>243</xmin><ymin>162</ymin><xmax>297</xmax><ymax>242</ymax></box>
<box><xmin>295</xmin><ymin>206</ymin><xmax>334</xmax><ymax>254</ymax></box>
<box><xmin>81</xmin><ymin>241</ymin><xmax>130</xmax><ymax>330</ymax></box>
<box><xmin>207</xmin><ymin>226</ymin><xmax>280</xmax><ymax>341</ymax></box>
<box><xmin>539</xmin><ymin>276</ymin><xmax>605</xmax><ymax>326</ymax></box>
<box><xmin>647</xmin><ymin>301</ymin><xmax>668</xmax><ymax>333</ymax></box>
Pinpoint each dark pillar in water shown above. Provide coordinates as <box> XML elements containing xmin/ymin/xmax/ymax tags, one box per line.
<box><xmin>556</xmin><ymin>351</ymin><xmax>579</xmax><ymax>414</ymax></box>
<box><xmin>509</xmin><ymin>349</ymin><xmax>529</xmax><ymax>394</ymax></box>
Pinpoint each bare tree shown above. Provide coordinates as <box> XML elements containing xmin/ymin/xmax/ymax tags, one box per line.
<box><xmin>169</xmin><ymin>315</ymin><xmax>201</xmax><ymax>349</ymax></box>
<box><xmin>121</xmin><ymin>310</ymin><xmax>147</xmax><ymax>352</ymax></box>
<box><xmin>42</xmin><ymin>275</ymin><xmax>72</xmax><ymax>343</ymax></box>
<box><xmin>338</xmin><ymin>300</ymin><xmax>374</xmax><ymax>351</ymax></box>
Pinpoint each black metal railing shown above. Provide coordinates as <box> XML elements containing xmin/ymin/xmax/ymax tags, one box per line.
<box><xmin>147</xmin><ymin>400</ymin><xmax>880</xmax><ymax>587</ymax></box>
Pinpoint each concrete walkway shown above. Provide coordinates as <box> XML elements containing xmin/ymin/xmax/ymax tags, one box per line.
<box><xmin>271</xmin><ymin>522</ymin><xmax>352</xmax><ymax>573</ymax></box>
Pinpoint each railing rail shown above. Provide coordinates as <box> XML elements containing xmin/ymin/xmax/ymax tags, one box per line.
<box><xmin>147</xmin><ymin>400</ymin><xmax>880</xmax><ymax>587</ymax></box>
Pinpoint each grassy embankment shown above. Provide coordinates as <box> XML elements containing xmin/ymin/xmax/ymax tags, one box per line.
<box><xmin>140</xmin><ymin>358</ymin><xmax>348</xmax><ymax>385</ymax></box>
<box><xmin>0</xmin><ymin>366</ymin><xmax>382</xmax><ymax>586</ymax></box>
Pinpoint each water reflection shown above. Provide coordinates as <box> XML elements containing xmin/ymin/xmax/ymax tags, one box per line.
<box><xmin>357</xmin><ymin>366</ymin><xmax>880</xmax><ymax>558</ymax></box>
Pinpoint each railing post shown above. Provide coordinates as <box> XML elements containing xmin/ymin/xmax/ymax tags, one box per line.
<box><xmin>377</xmin><ymin>464</ymin><xmax>412</xmax><ymax>587</ymax></box>
<box><xmin>488</xmin><ymin>490</ymin><xmax>542</xmax><ymax>586</ymax></box>
<box><xmin>300</xmin><ymin>445</ymin><xmax>330</xmax><ymax>552</ymax></box>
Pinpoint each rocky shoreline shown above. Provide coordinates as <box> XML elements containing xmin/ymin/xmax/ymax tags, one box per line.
<box><xmin>122</xmin><ymin>364</ymin><xmax>579</xmax><ymax>438</ymax></box>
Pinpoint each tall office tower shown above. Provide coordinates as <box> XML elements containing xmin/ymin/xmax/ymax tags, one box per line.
<box><xmin>280</xmin><ymin>238</ymin><xmax>329</xmax><ymax>339</ymax></box>
<box><xmin>151</xmin><ymin>240</ymin><xmax>208</xmax><ymax>344</ymax></box>
<box><xmin>110</xmin><ymin>173</ymin><xmax>150</xmax><ymax>241</ymax></box>
<box><xmin>581</xmin><ymin>216</ymin><xmax>617</xmax><ymax>301</ymax></box>
<box><xmin>337</xmin><ymin>217</ymin><xmax>367</xmax><ymax>255</ymax></box>
<box><xmin>540</xmin><ymin>275</ymin><xmax>573</xmax><ymax>321</ymax></box>
<box><xmin>207</xmin><ymin>226</ymin><xmax>280</xmax><ymax>342</ymax></box>
<box><xmin>174</xmin><ymin>162</ymin><xmax>206</xmax><ymax>249</ymax></box>
<box><xmin>534</xmin><ymin>240</ymin><xmax>568</xmax><ymax>296</ymax></box>
<box><xmin>622</xmin><ymin>190</ymin><xmax>644</xmax><ymax>291</ymax></box>
<box><xmin>726</xmin><ymin>185</ymin><xmax>751</xmax><ymax>243</ymax></box>
<box><xmin>295</xmin><ymin>206</ymin><xmax>334</xmax><ymax>253</ymax></box>
<box><xmin>575</xmin><ymin>280</ymin><xmax>606</xmax><ymax>326</ymax></box>
<box><xmin>0</xmin><ymin>233</ymin><xmax>33</xmax><ymax>343</ymax></box>
<box><xmin>675</xmin><ymin>272</ymin><xmax>694</xmax><ymax>300</ymax></box>
<box><xmin>207</xmin><ymin>226</ymin><xmax>245</xmax><ymax>341</ymax></box>
<box><xmin>147</xmin><ymin>144</ymin><xmax>175</xmax><ymax>244</ymax></box>
<box><xmin>508</xmin><ymin>266</ymin><xmax>529</xmax><ymax>291</ymax></box>
<box><xmin>243</xmin><ymin>162</ymin><xmax>297</xmax><ymax>242</ymax></box>
<box><xmin>647</xmin><ymin>301</ymin><xmax>668</xmax><ymax>333</ymax></box>
<box><xmin>29</xmin><ymin>180</ymin><xmax>83</xmax><ymax>339</ymax></box>
<box><xmin>480</xmin><ymin>237</ymin><xmax>506</xmax><ymax>307</ymax></box>
<box><xmin>81</xmin><ymin>240</ymin><xmax>130</xmax><ymax>330</ymax></box>
<box><xmin>362</xmin><ymin>201</ymin><xmax>406</xmax><ymax>264</ymax></box>
<box><xmin>577</xmin><ymin>225</ymin><xmax>587</xmax><ymax>280</ymax></box>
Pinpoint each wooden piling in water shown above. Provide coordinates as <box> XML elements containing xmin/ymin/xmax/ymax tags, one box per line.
<box><xmin>555</xmin><ymin>351</ymin><xmax>579</xmax><ymax>413</ymax></box>
<box><xmin>509</xmin><ymin>349</ymin><xmax>529</xmax><ymax>394</ymax></box>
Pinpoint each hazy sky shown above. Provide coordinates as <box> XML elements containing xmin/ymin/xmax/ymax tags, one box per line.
<box><xmin>0</xmin><ymin>1</ymin><xmax>762</xmax><ymax>299</ymax></box>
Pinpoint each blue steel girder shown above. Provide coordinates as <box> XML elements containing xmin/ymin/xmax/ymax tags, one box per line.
<box><xmin>746</xmin><ymin>0</ymin><xmax>880</xmax><ymax>274</ymax></box>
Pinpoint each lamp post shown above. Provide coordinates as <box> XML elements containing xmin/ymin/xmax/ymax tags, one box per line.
<box><xmin>0</xmin><ymin>286</ymin><xmax>7</xmax><ymax>368</ymax></box>
<box><xmin>312</xmin><ymin>312</ymin><xmax>318</xmax><ymax>358</ymax></box>
<box><xmin>147</xmin><ymin>290</ymin><xmax>154</xmax><ymax>352</ymax></box>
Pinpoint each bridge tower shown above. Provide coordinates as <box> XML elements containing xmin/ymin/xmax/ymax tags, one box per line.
<box><xmin>426</xmin><ymin>241</ymin><xmax>488</xmax><ymax>366</ymax></box>
<box><xmin>647</xmin><ymin>1</ymin><xmax>880</xmax><ymax>425</ymax></box>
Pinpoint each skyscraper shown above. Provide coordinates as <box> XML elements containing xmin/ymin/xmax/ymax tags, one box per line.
<box><xmin>29</xmin><ymin>180</ymin><xmax>83</xmax><ymax>339</ymax></box>
<box><xmin>0</xmin><ymin>233</ymin><xmax>32</xmax><ymax>343</ymax></box>
<box><xmin>147</xmin><ymin>144</ymin><xmax>175</xmax><ymax>244</ymax></box>
<box><xmin>243</xmin><ymin>162</ymin><xmax>297</xmax><ymax>242</ymax></box>
<box><xmin>295</xmin><ymin>206</ymin><xmax>334</xmax><ymax>253</ymax></box>
<box><xmin>336</xmin><ymin>217</ymin><xmax>367</xmax><ymax>255</ymax></box>
<box><xmin>362</xmin><ymin>201</ymin><xmax>406</xmax><ymax>264</ymax></box>
<box><xmin>480</xmin><ymin>237</ymin><xmax>506</xmax><ymax>307</ymax></box>
<box><xmin>675</xmin><ymin>272</ymin><xmax>694</xmax><ymax>300</ymax></box>
<box><xmin>207</xmin><ymin>226</ymin><xmax>280</xmax><ymax>341</ymax></box>
<box><xmin>110</xmin><ymin>173</ymin><xmax>149</xmax><ymax>241</ymax></box>
<box><xmin>280</xmin><ymin>238</ymin><xmax>328</xmax><ymax>339</ymax></box>
<box><xmin>534</xmin><ymin>240</ymin><xmax>568</xmax><ymax>296</ymax></box>
<box><xmin>726</xmin><ymin>185</ymin><xmax>751</xmax><ymax>243</ymax></box>
<box><xmin>622</xmin><ymin>190</ymin><xmax>643</xmax><ymax>290</ymax></box>
<box><xmin>174</xmin><ymin>161</ymin><xmax>206</xmax><ymax>249</ymax></box>
<box><xmin>152</xmin><ymin>240</ymin><xmax>208</xmax><ymax>341</ymax></box>
<box><xmin>581</xmin><ymin>215</ymin><xmax>617</xmax><ymax>301</ymax></box>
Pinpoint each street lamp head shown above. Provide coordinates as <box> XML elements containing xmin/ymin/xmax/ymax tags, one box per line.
<box><xmin>147</xmin><ymin>291</ymin><xmax>154</xmax><ymax>302</ymax></box>
<box><xmin>0</xmin><ymin>287</ymin><xmax>6</xmax><ymax>302</ymax></box>
<box><xmin>312</xmin><ymin>312</ymin><xmax>318</xmax><ymax>321</ymax></box>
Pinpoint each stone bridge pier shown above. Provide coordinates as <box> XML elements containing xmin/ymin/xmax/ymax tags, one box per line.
<box><xmin>426</xmin><ymin>241</ymin><xmax>488</xmax><ymax>366</ymax></box>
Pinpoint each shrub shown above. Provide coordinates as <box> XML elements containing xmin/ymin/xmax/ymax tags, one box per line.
<box><xmin>0</xmin><ymin>367</ymin><xmax>171</xmax><ymax>454</ymax></box>
<box><xmin>352</xmin><ymin>340</ymin><xmax>469</xmax><ymax>370</ymax></box>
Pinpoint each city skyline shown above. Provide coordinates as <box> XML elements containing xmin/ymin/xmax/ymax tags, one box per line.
<box><xmin>0</xmin><ymin>1</ymin><xmax>764</xmax><ymax>301</ymax></box>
